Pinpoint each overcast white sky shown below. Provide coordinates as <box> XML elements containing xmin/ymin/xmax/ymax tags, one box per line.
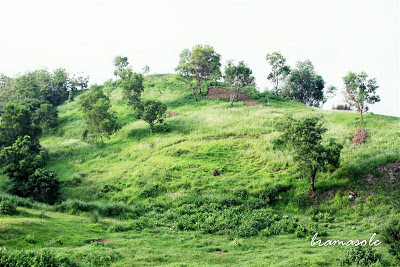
<box><xmin>0</xmin><ymin>0</ymin><xmax>399</xmax><ymax>116</ymax></box>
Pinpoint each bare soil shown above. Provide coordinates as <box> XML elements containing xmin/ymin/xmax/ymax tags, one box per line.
<box><xmin>206</xmin><ymin>87</ymin><xmax>260</xmax><ymax>106</ymax></box>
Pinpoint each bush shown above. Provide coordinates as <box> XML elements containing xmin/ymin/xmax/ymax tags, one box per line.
<box><xmin>0</xmin><ymin>247</ymin><xmax>78</xmax><ymax>267</ymax></box>
<box><xmin>0</xmin><ymin>198</ymin><xmax>18</xmax><ymax>215</ymax></box>
<box><xmin>332</xmin><ymin>104</ymin><xmax>351</xmax><ymax>110</ymax></box>
<box><xmin>381</xmin><ymin>219</ymin><xmax>400</xmax><ymax>261</ymax></box>
<box><xmin>26</xmin><ymin>168</ymin><xmax>61</xmax><ymax>204</ymax></box>
<box><xmin>340</xmin><ymin>246</ymin><xmax>382</xmax><ymax>266</ymax></box>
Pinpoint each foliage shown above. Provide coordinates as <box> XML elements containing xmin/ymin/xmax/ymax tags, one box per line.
<box><xmin>340</xmin><ymin>246</ymin><xmax>382</xmax><ymax>266</ymax></box>
<box><xmin>274</xmin><ymin>116</ymin><xmax>343</xmax><ymax>195</ymax></box>
<box><xmin>224</xmin><ymin>60</ymin><xmax>255</xmax><ymax>107</ymax></box>
<box><xmin>135</xmin><ymin>100</ymin><xmax>167</xmax><ymax>134</ymax></box>
<box><xmin>343</xmin><ymin>71</ymin><xmax>380</xmax><ymax>120</ymax></box>
<box><xmin>118</xmin><ymin>68</ymin><xmax>144</xmax><ymax>107</ymax></box>
<box><xmin>80</xmin><ymin>85</ymin><xmax>120</xmax><ymax>145</ymax></box>
<box><xmin>26</xmin><ymin>168</ymin><xmax>61</xmax><ymax>204</ymax></box>
<box><xmin>266</xmin><ymin>52</ymin><xmax>291</xmax><ymax>93</ymax></box>
<box><xmin>0</xmin><ymin>136</ymin><xmax>47</xmax><ymax>184</ymax></box>
<box><xmin>0</xmin><ymin>247</ymin><xmax>78</xmax><ymax>267</ymax></box>
<box><xmin>333</xmin><ymin>104</ymin><xmax>351</xmax><ymax>110</ymax></box>
<box><xmin>381</xmin><ymin>219</ymin><xmax>400</xmax><ymax>261</ymax></box>
<box><xmin>284</xmin><ymin>60</ymin><xmax>325</xmax><ymax>107</ymax></box>
<box><xmin>0</xmin><ymin>103</ymin><xmax>41</xmax><ymax>147</ymax></box>
<box><xmin>175</xmin><ymin>45</ymin><xmax>221</xmax><ymax>100</ymax></box>
<box><xmin>0</xmin><ymin>198</ymin><xmax>18</xmax><ymax>215</ymax></box>
<box><xmin>113</xmin><ymin>56</ymin><xmax>129</xmax><ymax>79</ymax></box>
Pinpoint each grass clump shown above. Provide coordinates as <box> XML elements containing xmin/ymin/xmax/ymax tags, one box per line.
<box><xmin>339</xmin><ymin>246</ymin><xmax>382</xmax><ymax>266</ymax></box>
<box><xmin>0</xmin><ymin>247</ymin><xmax>78</xmax><ymax>267</ymax></box>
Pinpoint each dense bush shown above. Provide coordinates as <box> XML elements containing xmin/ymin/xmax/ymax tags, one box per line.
<box><xmin>0</xmin><ymin>248</ymin><xmax>78</xmax><ymax>267</ymax></box>
<box><xmin>340</xmin><ymin>246</ymin><xmax>382</xmax><ymax>266</ymax></box>
<box><xmin>0</xmin><ymin>198</ymin><xmax>18</xmax><ymax>215</ymax></box>
<box><xmin>332</xmin><ymin>104</ymin><xmax>351</xmax><ymax>110</ymax></box>
<box><xmin>381</xmin><ymin>219</ymin><xmax>400</xmax><ymax>262</ymax></box>
<box><xmin>26</xmin><ymin>169</ymin><xmax>61</xmax><ymax>204</ymax></box>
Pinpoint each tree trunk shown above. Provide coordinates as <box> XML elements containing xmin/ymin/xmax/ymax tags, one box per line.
<box><xmin>310</xmin><ymin>170</ymin><xmax>316</xmax><ymax>197</ymax></box>
<box><xmin>360</xmin><ymin>110</ymin><xmax>363</xmax><ymax>121</ymax></box>
<box><xmin>198</xmin><ymin>79</ymin><xmax>202</xmax><ymax>94</ymax></box>
<box><xmin>149</xmin><ymin>124</ymin><xmax>153</xmax><ymax>134</ymax></box>
<box><xmin>192</xmin><ymin>88</ymin><xmax>199</xmax><ymax>102</ymax></box>
<box><xmin>229</xmin><ymin>95</ymin><xmax>234</xmax><ymax>108</ymax></box>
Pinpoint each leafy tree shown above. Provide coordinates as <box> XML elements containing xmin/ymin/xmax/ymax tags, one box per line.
<box><xmin>0</xmin><ymin>74</ymin><xmax>15</xmax><ymax>112</ymax></box>
<box><xmin>224</xmin><ymin>60</ymin><xmax>255</xmax><ymax>107</ymax></box>
<box><xmin>26</xmin><ymin>168</ymin><xmax>61</xmax><ymax>204</ymax></box>
<box><xmin>285</xmin><ymin>60</ymin><xmax>325</xmax><ymax>107</ymax></box>
<box><xmin>0</xmin><ymin>103</ymin><xmax>41</xmax><ymax>147</ymax></box>
<box><xmin>321</xmin><ymin>85</ymin><xmax>337</xmax><ymax>108</ymax></box>
<box><xmin>135</xmin><ymin>100</ymin><xmax>167</xmax><ymax>134</ymax></box>
<box><xmin>142</xmin><ymin>65</ymin><xmax>150</xmax><ymax>75</ymax></box>
<box><xmin>118</xmin><ymin>68</ymin><xmax>144</xmax><ymax>107</ymax></box>
<box><xmin>274</xmin><ymin>116</ymin><xmax>343</xmax><ymax>196</ymax></box>
<box><xmin>68</xmin><ymin>74</ymin><xmax>89</xmax><ymax>101</ymax></box>
<box><xmin>20</xmin><ymin>98</ymin><xmax>58</xmax><ymax>132</ymax></box>
<box><xmin>175</xmin><ymin>45</ymin><xmax>221</xmax><ymax>100</ymax></box>
<box><xmin>0</xmin><ymin>136</ymin><xmax>47</xmax><ymax>196</ymax></box>
<box><xmin>113</xmin><ymin>56</ymin><xmax>129</xmax><ymax>80</ymax></box>
<box><xmin>80</xmin><ymin>85</ymin><xmax>120</xmax><ymax>146</ymax></box>
<box><xmin>266</xmin><ymin>52</ymin><xmax>291</xmax><ymax>93</ymax></box>
<box><xmin>343</xmin><ymin>71</ymin><xmax>380</xmax><ymax>121</ymax></box>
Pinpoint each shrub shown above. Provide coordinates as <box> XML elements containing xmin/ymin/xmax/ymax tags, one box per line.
<box><xmin>381</xmin><ymin>219</ymin><xmax>400</xmax><ymax>262</ymax></box>
<box><xmin>26</xmin><ymin>168</ymin><xmax>61</xmax><ymax>204</ymax></box>
<box><xmin>0</xmin><ymin>248</ymin><xmax>78</xmax><ymax>267</ymax></box>
<box><xmin>332</xmin><ymin>104</ymin><xmax>351</xmax><ymax>110</ymax></box>
<box><xmin>340</xmin><ymin>246</ymin><xmax>382</xmax><ymax>266</ymax></box>
<box><xmin>0</xmin><ymin>198</ymin><xmax>18</xmax><ymax>215</ymax></box>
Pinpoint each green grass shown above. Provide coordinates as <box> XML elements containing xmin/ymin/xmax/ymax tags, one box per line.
<box><xmin>1</xmin><ymin>74</ymin><xmax>400</xmax><ymax>266</ymax></box>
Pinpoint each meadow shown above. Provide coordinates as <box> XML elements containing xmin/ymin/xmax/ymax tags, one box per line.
<box><xmin>1</xmin><ymin>74</ymin><xmax>400</xmax><ymax>266</ymax></box>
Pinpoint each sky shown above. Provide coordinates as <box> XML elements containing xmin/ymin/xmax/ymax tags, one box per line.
<box><xmin>0</xmin><ymin>0</ymin><xmax>399</xmax><ymax>116</ymax></box>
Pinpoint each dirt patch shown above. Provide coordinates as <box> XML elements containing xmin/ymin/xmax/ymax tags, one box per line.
<box><xmin>210</xmin><ymin>250</ymin><xmax>227</xmax><ymax>255</ymax></box>
<box><xmin>206</xmin><ymin>87</ymin><xmax>260</xmax><ymax>106</ymax></box>
<box><xmin>85</xmin><ymin>239</ymin><xmax>111</xmax><ymax>244</ymax></box>
<box><xmin>366</xmin><ymin>160</ymin><xmax>400</xmax><ymax>189</ymax></box>
<box><xmin>166</xmin><ymin>111</ymin><xmax>179</xmax><ymax>118</ymax></box>
<box><xmin>353</xmin><ymin>127</ymin><xmax>367</xmax><ymax>145</ymax></box>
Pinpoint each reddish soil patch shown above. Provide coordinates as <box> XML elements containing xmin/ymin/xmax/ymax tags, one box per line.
<box><xmin>353</xmin><ymin>127</ymin><xmax>367</xmax><ymax>145</ymax></box>
<box><xmin>206</xmin><ymin>87</ymin><xmax>260</xmax><ymax>106</ymax></box>
<box><xmin>166</xmin><ymin>111</ymin><xmax>179</xmax><ymax>118</ymax></box>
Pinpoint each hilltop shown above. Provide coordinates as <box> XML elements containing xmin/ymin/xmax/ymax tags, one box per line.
<box><xmin>0</xmin><ymin>74</ymin><xmax>400</xmax><ymax>266</ymax></box>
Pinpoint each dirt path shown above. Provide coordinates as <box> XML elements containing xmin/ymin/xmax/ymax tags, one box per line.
<box><xmin>206</xmin><ymin>87</ymin><xmax>260</xmax><ymax>106</ymax></box>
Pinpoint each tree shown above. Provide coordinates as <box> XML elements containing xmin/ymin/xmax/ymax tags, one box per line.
<box><xmin>274</xmin><ymin>116</ymin><xmax>343</xmax><ymax>196</ymax></box>
<box><xmin>343</xmin><ymin>71</ymin><xmax>380</xmax><ymax>121</ymax></box>
<box><xmin>224</xmin><ymin>60</ymin><xmax>255</xmax><ymax>107</ymax></box>
<box><xmin>113</xmin><ymin>56</ymin><xmax>129</xmax><ymax>80</ymax></box>
<box><xmin>135</xmin><ymin>100</ymin><xmax>167</xmax><ymax>134</ymax></box>
<box><xmin>0</xmin><ymin>74</ymin><xmax>15</xmax><ymax>112</ymax></box>
<box><xmin>142</xmin><ymin>65</ymin><xmax>150</xmax><ymax>75</ymax></box>
<box><xmin>0</xmin><ymin>136</ymin><xmax>47</xmax><ymax>196</ymax></box>
<box><xmin>20</xmin><ymin>98</ymin><xmax>58</xmax><ymax>132</ymax></box>
<box><xmin>80</xmin><ymin>85</ymin><xmax>120</xmax><ymax>146</ymax></box>
<box><xmin>118</xmin><ymin>68</ymin><xmax>144</xmax><ymax>107</ymax></box>
<box><xmin>175</xmin><ymin>45</ymin><xmax>221</xmax><ymax>100</ymax></box>
<box><xmin>266</xmin><ymin>52</ymin><xmax>291</xmax><ymax>93</ymax></box>
<box><xmin>26</xmin><ymin>168</ymin><xmax>60</xmax><ymax>204</ymax></box>
<box><xmin>321</xmin><ymin>85</ymin><xmax>337</xmax><ymax>108</ymax></box>
<box><xmin>175</xmin><ymin>49</ymin><xmax>199</xmax><ymax>101</ymax></box>
<box><xmin>0</xmin><ymin>103</ymin><xmax>41</xmax><ymax>147</ymax></box>
<box><xmin>285</xmin><ymin>60</ymin><xmax>325</xmax><ymax>107</ymax></box>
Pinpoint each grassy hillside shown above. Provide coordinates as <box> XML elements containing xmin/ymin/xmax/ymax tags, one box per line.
<box><xmin>1</xmin><ymin>74</ymin><xmax>400</xmax><ymax>266</ymax></box>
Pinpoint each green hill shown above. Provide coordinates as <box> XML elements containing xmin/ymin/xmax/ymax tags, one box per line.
<box><xmin>1</xmin><ymin>74</ymin><xmax>400</xmax><ymax>266</ymax></box>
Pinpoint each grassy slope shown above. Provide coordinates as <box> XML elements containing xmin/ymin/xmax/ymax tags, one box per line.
<box><xmin>1</xmin><ymin>74</ymin><xmax>400</xmax><ymax>266</ymax></box>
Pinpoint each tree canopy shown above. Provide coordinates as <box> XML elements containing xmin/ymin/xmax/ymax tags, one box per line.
<box><xmin>274</xmin><ymin>116</ymin><xmax>343</xmax><ymax>196</ymax></box>
<box><xmin>224</xmin><ymin>60</ymin><xmax>255</xmax><ymax>107</ymax></box>
<box><xmin>266</xmin><ymin>52</ymin><xmax>291</xmax><ymax>93</ymax></box>
<box><xmin>343</xmin><ymin>71</ymin><xmax>380</xmax><ymax>120</ymax></box>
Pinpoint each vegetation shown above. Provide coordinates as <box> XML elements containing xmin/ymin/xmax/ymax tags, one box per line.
<box><xmin>224</xmin><ymin>60</ymin><xmax>255</xmax><ymax>107</ymax></box>
<box><xmin>176</xmin><ymin>44</ymin><xmax>221</xmax><ymax>100</ymax></box>
<box><xmin>274</xmin><ymin>116</ymin><xmax>343</xmax><ymax>196</ymax></box>
<box><xmin>0</xmin><ymin>49</ymin><xmax>396</xmax><ymax>265</ymax></box>
<box><xmin>266</xmin><ymin>52</ymin><xmax>291</xmax><ymax>93</ymax></box>
<box><xmin>343</xmin><ymin>71</ymin><xmax>380</xmax><ymax>121</ymax></box>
